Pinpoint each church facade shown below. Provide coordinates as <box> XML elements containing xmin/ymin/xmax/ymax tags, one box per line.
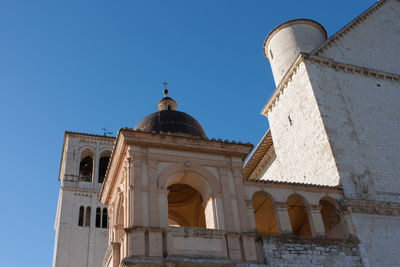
<box><xmin>53</xmin><ymin>0</ymin><xmax>400</xmax><ymax>266</ymax></box>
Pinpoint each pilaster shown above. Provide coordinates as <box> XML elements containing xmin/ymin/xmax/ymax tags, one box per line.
<box><xmin>306</xmin><ymin>205</ymin><xmax>326</xmax><ymax>237</ymax></box>
<box><xmin>273</xmin><ymin>202</ymin><xmax>293</xmax><ymax>234</ymax></box>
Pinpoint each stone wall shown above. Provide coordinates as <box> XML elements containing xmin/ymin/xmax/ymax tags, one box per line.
<box><xmin>265</xmin><ymin>61</ymin><xmax>339</xmax><ymax>186</ymax></box>
<box><xmin>351</xmin><ymin>213</ymin><xmax>400</xmax><ymax>266</ymax></box>
<box><xmin>262</xmin><ymin>236</ymin><xmax>361</xmax><ymax>266</ymax></box>
<box><xmin>316</xmin><ymin>0</ymin><xmax>400</xmax><ymax>76</ymax></box>
<box><xmin>305</xmin><ymin>60</ymin><xmax>400</xmax><ymax>201</ymax></box>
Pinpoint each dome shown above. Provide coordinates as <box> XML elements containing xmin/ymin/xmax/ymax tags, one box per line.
<box><xmin>134</xmin><ymin>90</ymin><xmax>206</xmax><ymax>138</ymax></box>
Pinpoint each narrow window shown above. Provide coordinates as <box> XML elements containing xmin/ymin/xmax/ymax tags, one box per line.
<box><xmin>96</xmin><ymin>208</ymin><xmax>101</xmax><ymax>228</ymax></box>
<box><xmin>102</xmin><ymin>208</ymin><xmax>108</xmax><ymax>228</ymax></box>
<box><xmin>98</xmin><ymin>156</ymin><xmax>110</xmax><ymax>183</ymax></box>
<box><xmin>85</xmin><ymin>206</ymin><xmax>91</xmax><ymax>227</ymax></box>
<box><xmin>78</xmin><ymin>206</ymin><xmax>84</xmax><ymax>226</ymax></box>
<box><xmin>79</xmin><ymin>156</ymin><xmax>93</xmax><ymax>182</ymax></box>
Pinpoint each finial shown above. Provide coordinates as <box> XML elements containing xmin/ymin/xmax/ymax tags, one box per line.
<box><xmin>162</xmin><ymin>81</ymin><xmax>169</xmax><ymax>97</ymax></box>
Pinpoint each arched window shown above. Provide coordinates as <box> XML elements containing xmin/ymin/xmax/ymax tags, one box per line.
<box><xmin>98</xmin><ymin>152</ymin><xmax>111</xmax><ymax>183</ymax></box>
<box><xmin>78</xmin><ymin>206</ymin><xmax>84</xmax><ymax>227</ymax></box>
<box><xmin>79</xmin><ymin>156</ymin><xmax>93</xmax><ymax>182</ymax></box>
<box><xmin>85</xmin><ymin>206</ymin><xmax>91</xmax><ymax>227</ymax></box>
<box><xmin>95</xmin><ymin>207</ymin><xmax>101</xmax><ymax>228</ymax></box>
<box><xmin>167</xmin><ymin>183</ymin><xmax>206</xmax><ymax>228</ymax></box>
<box><xmin>102</xmin><ymin>208</ymin><xmax>108</xmax><ymax>228</ymax></box>
<box><xmin>252</xmin><ymin>192</ymin><xmax>278</xmax><ymax>235</ymax></box>
<box><xmin>320</xmin><ymin>198</ymin><xmax>347</xmax><ymax>238</ymax></box>
<box><xmin>287</xmin><ymin>194</ymin><xmax>312</xmax><ymax>237</ymax></box>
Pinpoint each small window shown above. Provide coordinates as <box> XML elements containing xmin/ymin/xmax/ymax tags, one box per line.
<box><xmin>78</xmin><ymin>206</ymin><xmax>84</xmax><ymax>226</ymax></box>
<box><xmin>85</xmin><ymin>207</ymin><xmax>91</xmax><ymax>227</ymax></box>
<box><xmin>102</xmin><ymin>208</ymin><xmax>108</xmax><ymax>228</ymax></box>
<box><xmin>95</xmin><ymin>208</ymin><xmax>101</xmax><ymax>228</ymax></box>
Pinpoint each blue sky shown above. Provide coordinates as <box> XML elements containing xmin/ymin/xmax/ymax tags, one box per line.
<box><xmin>0</xmin><ymin>0</ymin><xmax>376</xmax><ymax>266</ymax></box>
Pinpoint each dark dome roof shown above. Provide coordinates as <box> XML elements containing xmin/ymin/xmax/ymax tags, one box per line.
<box><xmin>134</xmin><ymin>110</ymin><xmax>206</xmax><ymax>138</ymax></box>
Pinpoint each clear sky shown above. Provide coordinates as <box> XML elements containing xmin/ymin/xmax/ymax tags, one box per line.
<box><xmin>0</xmin><ymin>0</ymin><xmax>376</xmax><ymax>266</ymax></box>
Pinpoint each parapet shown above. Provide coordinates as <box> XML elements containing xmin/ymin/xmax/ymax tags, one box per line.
<box><xmin>263</xmin><ymin>19</ymin><xmax>327</xmax><ymax>86</ymax></box>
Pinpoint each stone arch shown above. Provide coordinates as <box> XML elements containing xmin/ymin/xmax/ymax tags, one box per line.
<box><xmin>252</xmin><ymin>191</ymin><xmax>278</xmax><ymax>235</ymax></box>
<box><xmin>319</xmin><ymin>196</ymin><xmax>347</xmax><ymax>238</ymax></box>
<box><xmin>287</xmin><ymin>193</ymin><xmax>312</xmax><ymax>237</ymax></box>
<box><xmin>158</xmin><ymin>163</ymin><xmax>221</xmax><ymax>201</ymax></box>
<box><xmin>158</xmin><ymin>163</ymin><xmax>223</xmax><ymax>229</ymax></box>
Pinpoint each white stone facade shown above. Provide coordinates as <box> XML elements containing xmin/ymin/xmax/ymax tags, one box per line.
<box><xmin>53</xmin><ymin>132</ymin><xmax>114</xmax><ymax>267</ymax></box>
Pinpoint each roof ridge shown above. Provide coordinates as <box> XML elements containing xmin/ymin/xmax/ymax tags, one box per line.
<box><xmin>312</xmin><ymin>0</ymin><xmax>389</xmax><ymax>56</ymax></box>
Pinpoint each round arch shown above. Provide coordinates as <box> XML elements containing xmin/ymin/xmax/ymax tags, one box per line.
<box><xmin>158</xmin><ymin>163</ymin><xmax>221</xmax><ymax>202</ymax></box>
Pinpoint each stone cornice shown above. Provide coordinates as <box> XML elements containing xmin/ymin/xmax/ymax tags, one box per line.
<box><xmin>261</xmin><ymin>53</ymin><xmax>400</xmax><ymax>116</ymax></box>
<box><xmin>61</xmin><ymin>186</ymin><xmax>100</xmax><ymax>195</ymax></box>
<box><xmin>344</xmin><ymin>199</ymin><xmax>400</xmax><ymax>216</ymax></box>
<box><xmin>312</xmin><ymin>0</ymin><xmax>389</xmax><ymax>56</ymax></box>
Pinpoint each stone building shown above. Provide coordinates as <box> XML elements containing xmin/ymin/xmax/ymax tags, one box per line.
<box><xmin>53</xmin><ymin>0</ymin><xmax>400</xmax><ymax>266</ymax></box>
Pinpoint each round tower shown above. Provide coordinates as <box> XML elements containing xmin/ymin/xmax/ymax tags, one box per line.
<box><xmin>263</xmin><ymin>19</ymin><xmax>327</xmax><ymax>85</ymax></box>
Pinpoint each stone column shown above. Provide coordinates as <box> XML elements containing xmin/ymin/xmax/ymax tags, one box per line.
<box><xmin>273</xmin><ymin>202</ymin><xmax>293</xmax><ymax>234</ymax></box>
<box><xmin>111</xmin><ymin>242</ymin><xmax>121</xmax><ymax>267</ymax></box>
<box><xmin>306</xmin><ymin>205</ymin><xmax>326</xmax><ymax>237</ymax></box>
<box><xmin>245</xmin><ymin>200</ymin><xmax>257</xmax><ymax>232</ymax></box>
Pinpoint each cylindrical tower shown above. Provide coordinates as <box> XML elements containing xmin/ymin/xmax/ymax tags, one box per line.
<box><xmin>263</xmin><ymin>19</ymin><xmax>327</xmax><ymax>86</ymax></box>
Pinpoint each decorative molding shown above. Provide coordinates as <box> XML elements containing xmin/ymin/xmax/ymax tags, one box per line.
<box><xmin>345</xmin><ymin>199</ymin><xmax>400</xmax><ymax>216</ymax></box>
<box><xmin>261</xmin><ymin>53</ymin><xmax>400</xmax><ymax>116</ymax></box>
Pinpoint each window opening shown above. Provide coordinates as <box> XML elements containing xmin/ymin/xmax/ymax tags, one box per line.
<box><xmin>96</xmin><ymin>207</ymin><xmax>101</xmax><ymax>228</ymax></box>
<box><xmin>79</xmin><ymin>156</ymin><xmax>93</xmax><ymax>182</ymax></box>
<box><xmin>102</xmin><ymin>208</ymin><xmax>108</xmax><ymax>228</ymax></box>
<box><xmin>85</xmin><ymin>206</ymin><xmax>91</xmax><ymax>227</ymax></box>
<box><xmin>98</xmin><ymin>156</ymin><xmax>110</xmax><ymax>183</ymax></box>
<box><xmin>78</xmin><ymin>206</ymin><xmax>84</xmax><ymax>226</ymax></box>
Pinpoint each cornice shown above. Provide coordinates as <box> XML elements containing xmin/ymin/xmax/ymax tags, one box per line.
<box><xmin>243</xmin><ymin>130</ymin><xmax>273</xmax><ymax>179</ymax></box>
<box><xmin>345</xmin><ymin>199</ymin><xmax>400</xmax><ymax>216</ymax></box>
<box><xmin>250</xmin><ymin>145</ymin><xmax>275</xmax><ymax>179</ymax></box>
<box><xmin>261</xmin><ymin>53</ymin><xmax>400</xmax><ymax>116</ymax></box>
<box><xmin>312</xmin><ymin>0</ymin><xmax>389</xmax><ymax>56</ymax></box>
<box><xmin>61</xmin><ymin>186</ymin><xmax>100</xmax><ymax>195</ymax></box>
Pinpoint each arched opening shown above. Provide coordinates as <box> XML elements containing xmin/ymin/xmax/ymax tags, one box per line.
<box><xmin>98</xmin><ymin>151</ymin><xmax>111</xmax><ymax>183</ymax></box>
<box><xmin>85</xmin><ymin>206</ymin><xmax>91</xmax><ymax>227</ymax></box>
<box><xmin>78</xmin><ymin>206</ymin><xmax>84</xmax><ymax>226</ymax></box>
<box><xmin>167</xmin><ymin>183</ymin><xmax>206</xmax><ymax>228</ymax></box>
<box><xmin>96</xmin><ymin>207</ymin><xmax>101</xmax><ymax>228</ymax></box>
<box><xmin>287</xmin><ymin>194</ymin><xmax>312</xmax><ymax>237</ymax></box>
<box><xmin>252</xmin><ymin>192</ymin><xmax>278</xmax><ymax>235</ymax></box>
<box><xmin>320</xmin><ymin>198</ymin><xmax>347</xmax><ymax>238</ymax></box>
<box><xmin>79</xmin><ymin>149</ymin><xmax>94</xmax><ymax>182</ymax></box>
<box><xmin>102</xmin><ymin>208</ymin><xmax>108</xmax><ymax>228</ymax></box>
